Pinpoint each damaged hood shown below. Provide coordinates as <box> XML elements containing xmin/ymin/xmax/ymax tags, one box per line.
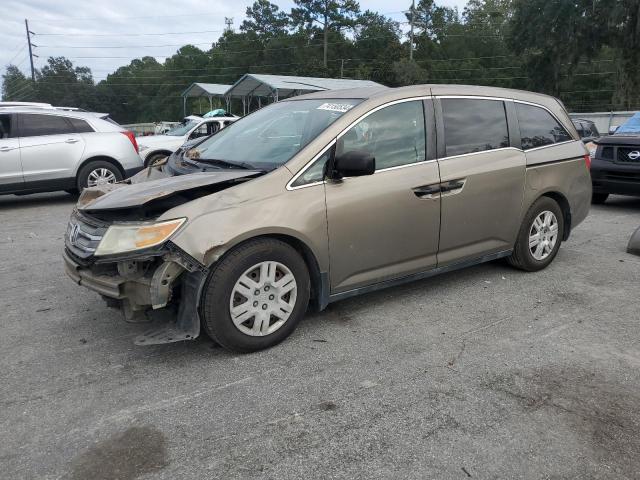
<box><xmin>79</xmin><ymin>170</ymin><xmax>262</xmax><ymax>211</ymax></box>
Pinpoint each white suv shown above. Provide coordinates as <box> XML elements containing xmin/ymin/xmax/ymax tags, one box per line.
<box><xmin>0</xmin><ymin>108</ymin><xmax>143</xmax><ymax>195</ymax></box>
<box><xmin>137</xmin><ymin>116</ymin><xmax>238</xmax><ymax>166</ymax></box>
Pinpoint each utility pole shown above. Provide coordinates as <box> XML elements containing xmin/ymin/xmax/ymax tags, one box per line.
<box><xmin>25</xmin><ymin>19</ymin><xmax>36</xmax><ymax>82</ymax></box>
<box><xmin>409</xmin><ymin>0</ymin><xmax>415</xmax><ymax>61</ymax></box>
<box><xmin>224</xmin><ymin>17</ymin><xmax>234</xmax><ymax>33</ymax></box>
<box><xmin>340</xmin><ymin>59</ymin><xmax>344</xmax><ymax>78</ymax></box>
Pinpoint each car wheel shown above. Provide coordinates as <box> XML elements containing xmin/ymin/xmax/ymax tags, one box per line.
<box><xmin>145</xmin><ymin>153</ymin><xmax>168</xmax><ymax>167</ymax></box>
<box><xmin>200</xmin><ymin>238</ymin><xmax>310</xmax><ymax>353</ymax></box>
<box><xmin>592</xmin><ymin>192</ymin><xmax>609</xmax><ymax>204</ymax></box>
<box><xmin>508</xmin><ymin>196</ymin><xmax>564</xmax><ymax>272</ymax></box>
<box><xmin>77</xmin><ymin>161</ymin><xmax>123</xmax><ymax>190</ymax></box>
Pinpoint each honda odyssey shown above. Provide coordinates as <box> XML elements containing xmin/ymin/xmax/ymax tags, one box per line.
<box><xmin>64</xmin><ymin>85</ymin><xmax>591</xmax><ymax>352</ymax></box>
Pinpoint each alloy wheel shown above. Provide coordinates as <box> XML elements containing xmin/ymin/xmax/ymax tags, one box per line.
<box><xmin>87</xmin><ymin>167</ymin><xmax>117</xmax><ymax>187</ymax></box>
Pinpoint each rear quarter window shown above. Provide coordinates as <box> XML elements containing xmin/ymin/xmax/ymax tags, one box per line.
<box><xmin>516</xmin><ymin>103</ymin><xmax>571</xmax><ymax>150</ymax></box>
<box><xmin>67</xmin><ymin>117</ymin><xmax>94</xmax><ymax>133</ymax></box>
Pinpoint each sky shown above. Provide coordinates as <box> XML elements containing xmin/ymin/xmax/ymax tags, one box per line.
<box><xmin>1</xmin><ymin>0</ymin><xmax>468</xmax><ymax>89</ymax></box>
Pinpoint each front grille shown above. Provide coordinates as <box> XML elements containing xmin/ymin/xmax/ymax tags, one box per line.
<box><xmin>617</xmin><ymin>147</ymin><xmax>640</xmax><ymax>163</ymax></box>
<box><xmin>601</xmin><ymin>146</ymin><xmax>613</xmax><ymax>159</ymax></box>
<box><xmin>65</xmin><ymin>210</ymin><xmax>109</xmax><ymax>260</ymax></box>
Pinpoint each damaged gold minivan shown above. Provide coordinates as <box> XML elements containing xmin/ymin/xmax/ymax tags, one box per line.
<box><xmin>64</xmin><ymin>85</ymin><xmax>591</xmax><ymax>352</ymax></box>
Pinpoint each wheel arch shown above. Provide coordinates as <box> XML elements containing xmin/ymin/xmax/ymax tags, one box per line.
<box><xmin>205</xmin><ymin>233</ymin><xmax>328</xmax><ymax>312</ymax></box>
<box><xmin>75</xmin><ymin>155</ymin><xmax>125</xmax><ymax>179</ymax></box>
<box><xmin>540</xmin><ymin>190</ymin><xmax>572</xmax><ymax>241</ymax></box>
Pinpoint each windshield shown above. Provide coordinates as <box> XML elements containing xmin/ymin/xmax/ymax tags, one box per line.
<box><xmin>165</xmin><ymin>120</ymin><xmax>198</xmax><ymax>136</ymax></box>
<box><xmin>194</xmin><ymin>99</ymin><xmax>362</xmax><ymax>170</ymax></box>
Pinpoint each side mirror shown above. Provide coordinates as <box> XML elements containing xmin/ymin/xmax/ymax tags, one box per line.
<box><xmin>333</xmin><ymin>150</ymin><xmax>375</xmax><ymax>178</ymax></box>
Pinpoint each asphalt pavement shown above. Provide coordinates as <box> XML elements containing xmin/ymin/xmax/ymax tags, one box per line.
<box><xmin>1</xmin><ymin>192</ymin><xmax>639</xmax><ymax>480</ymax></box>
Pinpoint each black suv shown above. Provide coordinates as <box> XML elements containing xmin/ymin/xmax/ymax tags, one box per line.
<box><xmin>591</xmin><ymin>135</ymin><xmax>640</xmax><ymax>203</ymax></box>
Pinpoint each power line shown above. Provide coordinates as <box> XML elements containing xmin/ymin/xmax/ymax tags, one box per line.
<box><xmin>35</xmin><ymin>29</ymin><xmax>225</xmax><ymax>37</ymax></box>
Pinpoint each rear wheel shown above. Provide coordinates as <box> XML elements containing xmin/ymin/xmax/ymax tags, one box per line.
<box><xmin>508</xmin><ymin>196</ymin><xmax>564</xmax><ymax>272</ymax></box>
<box><xmin>200</xmin><ymin>238</ymin><xmax>310</xmax><ymax>353</ymax></box>
<box><xmin>591</xmin><ymin>192</ymin><xmax>609</xmax><ymax>204</ymax></box>
<box><xmin>77</xmin><ymin>161</ymin><xmax>122</xmax><ymax>190</ymax></box>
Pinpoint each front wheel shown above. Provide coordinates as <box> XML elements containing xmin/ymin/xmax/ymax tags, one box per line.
<box><xmin>508</xmin><ymin>196</ymin><xmax>564</xmax><ymax>272</ymax></box>
<box><xmin>200</xmin><ymin>239</ymin><xmax>310</xmax><ymax>353</ymax></box>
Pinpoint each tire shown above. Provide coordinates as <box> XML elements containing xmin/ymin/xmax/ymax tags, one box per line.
<box><xmin>508</xmin><ymin>196</ymin><xmax>564</xmax><ymax>272</ymax></box>
<box><xmin>76</xmin><ymin>161</ymin><xmax>123</xmax><ymax>190</ymax></box>
<box><xmin>145</xmin><ymin>153</ymin><xmax>168</xmax><ymax>167</ymax></box>
<box><xmin>591</xmin><ymin>192</ymin><xmax>609</xmax><ymax>204</ymax></box>
<box><xmin>200</xmin><ymin>238</ymin><xmax>310</xmax><ymax>353</ymax></box>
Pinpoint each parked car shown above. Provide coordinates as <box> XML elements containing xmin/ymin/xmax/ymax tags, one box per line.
<box><xmin>64</xmin><ymin>85</ymin><xmax>591</xmax><ymax>352</ymax></box>
<box><xmin>572</xmin><ymin>118</ymin><xmax>601</xmax><ymax>143</ymax></box>
<box><xmin>572</xmin><ymin>118</ymin><xmax>600</xmax><ymax>160</ymax></box>
<box><xmin>0</xmin><ymin>108</ymin><xmax>142</xmax><ymax>195</ymax></box>
<box><xmin>137</xmin><ymin>116</ymin><xmax>238</xmax><ymax>166</ymax></box>
<box><xmin>591</xmin><ymin>112</ymin><xmax>640</xmax><ymax>204</ymax></box>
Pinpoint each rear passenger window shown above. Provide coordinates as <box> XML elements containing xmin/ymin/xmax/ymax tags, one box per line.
<box><xmin>441</xmin><ymin>98</ymin><xmax>509</xmax><ymax>157</ymax></box>
<box><xmin>20</xmin><ymin>114</ymin><xmax>75</xmax><ymax>137</ymax></box>
<box><xmin>67</xmin><ymin>117</ymin><xmax>94</xmax><ymax>133</ymax></box>
<box><xmin>337</xmin><ymin>100</ymin><xmax>426</xmax><ymax>171</ymax></box>
<box><xmin>516</xmin><ymin>103</ymin><xmax>571</xmax><ymax>150</ymax></box>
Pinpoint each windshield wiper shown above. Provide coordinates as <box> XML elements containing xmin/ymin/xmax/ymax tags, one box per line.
<box><xmin>195</xmin><ymin>158</ymin><xmax>260</xmax><ymax>170</ymax></box>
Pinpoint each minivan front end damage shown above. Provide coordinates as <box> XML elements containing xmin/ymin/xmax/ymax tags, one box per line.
<box><xmin>63</xmin><ymin>169</ymin><xmax>263</xmax><ymax>345</ymax></box>
<box><xmin>64</xmin><ymin>209</ymin><xmax>208</xmax><ymax>344</ymax></box>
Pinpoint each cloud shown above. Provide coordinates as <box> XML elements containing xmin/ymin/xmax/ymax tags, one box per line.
<box><xmin>1</xmin><ymin>0</ymin><xmax>468</xmax><ymax>91</ymax></box>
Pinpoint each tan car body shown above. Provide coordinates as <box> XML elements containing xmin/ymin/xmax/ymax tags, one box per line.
<box><xmin>162</xmin><ymin>85</ymin><xmax>590</xmax><ymax>296</ymax></box>
<box><xmin>65</xmin><ymin>84</ymin><xmax>591</xmax><ymax>343</ymax></box>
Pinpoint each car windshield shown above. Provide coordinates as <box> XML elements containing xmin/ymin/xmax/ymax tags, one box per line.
<box><xmin>166</xmin><ymin>120</ymin><xmax>198</xmax><ymax>136</ymax></box>
<box><xmin>194</xmin><ymin>99</ymin><xmax>362</xmax><ymax>170</ymax></box>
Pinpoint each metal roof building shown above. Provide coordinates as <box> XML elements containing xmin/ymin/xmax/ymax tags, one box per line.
<box><xmin>181</xmin><ymin>83</ymin><xmax>232</xmax><ymax>115</ymax></box>
<box><xmin>181</xmin><ymin>75</ymin><xmax>385</xmax><ymax>116</ymax></box>
<box><xmin>225</xmin><ymin>74</ymin><xmax>384</xmax><ymax>114</ymax></box>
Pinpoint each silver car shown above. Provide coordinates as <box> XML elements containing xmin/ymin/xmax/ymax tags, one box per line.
<box><xmin>0</xmin><ymin>108</ymin><xmax>143</xmax><ymax>195</ymax></box>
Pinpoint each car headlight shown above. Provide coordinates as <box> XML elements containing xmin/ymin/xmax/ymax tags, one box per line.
<box><xmin>138</xmin><ymin>145</ymin><xmax>149</xmax><ymax>152</ymax></box>
<box><xmin>94</xmin><ymin>218</ymin><xmax>186</xmax><ymax>256</ymax></box>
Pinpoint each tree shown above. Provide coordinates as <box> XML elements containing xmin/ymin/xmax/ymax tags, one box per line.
<box><xmin>291</xmin><ymin>0</ymin><xmax>360</xmax><ymax>68</ymax></box>
<box><xmin>508</xmin><ymin>0</ymin><xmax>606</xmax><ymax>96</ymax></box>
<box><xmin>1</xmin><ymin>65</ymin><xmax>32</xmax><ymax>101</ymax></box>
<box><xmin>36</xmin><ymin>57</ymin><xmax>96</xmax><ymax>109</ymax></box>
<box><xmin>241</xmin><ymin>0</ymin><xmax>290</xmax><ymax>37</ymax></box>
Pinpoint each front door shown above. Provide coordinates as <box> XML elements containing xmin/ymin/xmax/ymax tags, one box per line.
<box><xmin>0</xmin><ymin>113</ymin><xmax>23</xmax><ymax>192</ymax></box>
<box><xmin>325</xmin><ymin>99</ymin><xmax>441</xmax><ymax>293</ymax></box>
<box><xmin>434</xmin><ymin>97</ymin><xmax>526</xmax><ymax>265</ymax></box>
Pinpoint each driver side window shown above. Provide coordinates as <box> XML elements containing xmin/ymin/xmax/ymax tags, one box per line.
<box><xmin>336</xmin><ymin>100</ymin><xmax>426</xmax><ymax>171</ymax></box>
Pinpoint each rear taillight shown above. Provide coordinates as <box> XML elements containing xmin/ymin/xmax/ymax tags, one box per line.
<box><xmin>583</xmin><ymin>153</ymin><xmax>591</xmax><ymax>170</ymax></box>
<box><xmin>121</xmin><ymin>130</ymin><xmax>138</xmax><ymax>153</ymax></box>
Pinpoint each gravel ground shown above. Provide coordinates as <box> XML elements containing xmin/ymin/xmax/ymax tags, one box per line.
<box><xmin>1</xmin><ymin>192</ymin><xmax>639</xmax><ymax>480</ymax></box>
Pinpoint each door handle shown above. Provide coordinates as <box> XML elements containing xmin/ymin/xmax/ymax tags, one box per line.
<box><xmin>412</xmin><ymin>184</ymin><xmax>440</xmax><ymax>198</ymax></box>
<box><xmin>65</xmin><ymin>138</ymin><xmax>79</xmax><ymax>144</ymax></box>
<box><xmin>0</xmin><ymin>146</ymin><xmax>14</xmax><ymax>152</ymax></box>
<box><xmin>440</xmin><ymin>179</ymin><xmax>466</xmax><ymax>194</ymax></box>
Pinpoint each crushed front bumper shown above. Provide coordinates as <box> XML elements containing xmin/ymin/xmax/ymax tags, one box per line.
<box><xmin>63</xmin><ymin>247</ymin><xmax>208</xmax><ymax>345</ymax></box>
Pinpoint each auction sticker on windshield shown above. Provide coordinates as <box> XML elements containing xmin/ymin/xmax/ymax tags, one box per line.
<box><xmin>317</xmin><ymin>103</ymin><xmax>355</xmax><ymax>113</ymax></box>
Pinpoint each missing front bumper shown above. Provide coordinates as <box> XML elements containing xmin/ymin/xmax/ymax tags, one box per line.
<box><xmin>63</xmin><ymin>249</ymin><xmax>208</xmax><ymax>345</ymax></box>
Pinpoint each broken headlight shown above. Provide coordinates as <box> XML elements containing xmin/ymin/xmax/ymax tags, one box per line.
<box><xmin>94</xmin><ymin>218</ymin><xmax>186</xmax><ymax>256</ymax></box>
